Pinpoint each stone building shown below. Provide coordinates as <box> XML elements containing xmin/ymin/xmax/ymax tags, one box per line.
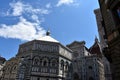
<box><xmin>0</xmin><ymin>56</ymin><xmax>6</xmax><ymax>79</ymax></box>
<box><xmin>94</xmin><ymin>9</ymin><xmax>108</xmax><ymax>49</ymax></box>
<box><xmin>89</xmin><ymin>37</ymin><xmax>112</xmax><ymax>80</ymax></box>
<box><xmin>1</xmin><ymin>57</ymin><xmax>20</xmax><ymax>80</ymax></box>
<box><xmin>1</xmin><ymin>31</ymin><xmax>73</xmax><ymax>80</ymax></box>
<box><xmin>98</xmin><ymin>0</ymin><xmax>120</xmax><ymax>79</ymax></box>
<box><xmin>1</xmin><ymin>31</ymin><xmax>110</xmax><ymax>80</ymax></box>
<box><xmin>67</xmin><ymin>40</ymin><xmax>105</xmax><ymax>80</ymax></box>
<box><xmin>94</xmin><ymin>9</ymin><xmax>112</xmax><ymax>80</ymax></box>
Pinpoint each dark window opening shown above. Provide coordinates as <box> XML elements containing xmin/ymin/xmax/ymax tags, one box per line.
<box><xmin>89</xmin><ymin>77</ymin><xmax>94</xmax><ymax>80</ymax></box>
<box><xmin>65</xmin><ymin>62</ymin><xmax>69</xmax><ymax>71</ymax></box>
<box><xmin>103</xmin><ymin>35</ymin><xmax>107</xmax><ymax>39</ymax></box>
<box><xmin>37</xmin><ymin>78</ymin><xmax>40</xmax><ymax>80</ymax></box>
<box><xmin>117</xmin><ymin>7</ymin><xmax>120</xmax><ymax>18</ymax></box>
<box><xmin>34</xmin><ymin>59</ymin><xmax>39</xmax><ymax>65</ymax></box>
<box><xmin>101</xmin><ymin>20</ymin><xmax>105</xmax><ymax>27</ymax></box>
<box><xmin>118</xmin><ymin>27</ymin><xmax>120</xmax><ymax>34</ymax></box>
<box><xmin>112</xmin><ymin>2</ymin><xmax>120</xmax><ymax>25</ymax></box>
<box><xmin>60</xmin><ymin>60</ymin><xmax>64</xmax><ymax>70</ymax></box>
<box><xmin>88</xmin><ymin>66</ymin><xmax>92</xmax><ymax>69</ymax></box>
<box><xmin>73</xmin><ymin>73</ymin><xmax>79</xmax><ymax>80</ymax></box>
<box><xmin>43</xmin><ymin>60</ymin><xmax>47</xmax><ymax>66</ymax></box>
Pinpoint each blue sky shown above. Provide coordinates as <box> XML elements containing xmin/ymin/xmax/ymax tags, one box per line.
<box><xmin>0</xmin><ymin>0</ymin><xmax>99</xmax><ymax>60</ymax></box>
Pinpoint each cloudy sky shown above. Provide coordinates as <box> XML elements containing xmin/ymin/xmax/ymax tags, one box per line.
<box><xmin>0</xmin><ymin>0</ymin><xmax>99</xmax><ymax>60</ymax></box>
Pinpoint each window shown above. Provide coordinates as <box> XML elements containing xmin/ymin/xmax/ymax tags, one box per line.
<box><xmin>33</xmin><ymin>57</ymin><xmax>40</xmax><ymax>65</ymax></box>
<box><xmin>37</xmin><ymin>77</ymin><xmax>40</xmax><ymax>80</ymax></box>
<box><xmin>112</xmin><ymin>2</ymin><xmax>120</xmax><ymax>25</ymax></box>
<box><xmin>13</xmin><ymin>66</ymin><xmax>17</xmax><ymax>70</ymax></box>
<box><xmin>65</xmin><ymin>61</ymin><xmax>69</xmax><ymax>70</ymax></box>
<box><xmin>43</xmin><ymin>60</ymin><xmax>47</xmax><ymax>66</ymax></box>
<box><xmin>89</xmin><ymin>77</ymin><xmax>94</xmax><ymax>80</ymax></box>
<box><xmin>7</xmin><ymin>66</ymin><xmax>11</xmax><ymax>72</ymax></box>
<box><xmin>88</xmin><ymin>66</ymin><xmax>92</xmax><ymax>69</ymax></box>
<box><xmin>42</xmin><ymin>58</ymin><xmax>48</xmax><ymax>66</ymax></box>
<box><xmin>12</xmin><ymin>65</ymin><xmax>17</xmax><ymax>73</ymax></box>
<box><xmin>60</xmin><ymin>60</ymin><xmax>64</xmax><ymax>70</ymax></box>
<box><xmin>117</xmin><ymin>7</ymin><xmax>120</xmax><ymax>18</ymax></box>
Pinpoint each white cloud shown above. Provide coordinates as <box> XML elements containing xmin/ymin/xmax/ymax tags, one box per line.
<box><xmin>0</xmin><ymin>17</ymin><xmax>46</xmax><ymax>41</ymax></box>
<box><xmin>31</xmin><ymin>14</ymin><xmax>39</xmax><ymax>23</ymax></box>
<box><xmin>10</xmin><ymin>1</ymin><xmax>23</xmax><ymax>16</ymax></box>
<box><xmin>56</xmin><ymin>0</ymin><xmax>74</xmax><ymax>7</ymax></box>
<box><xmin>7</xmin><ymin>1</ymin><xmax>49</xmax><ymax>16</ymax></box>
<box><xmin>0</xmin><ymin>0</ymin><xmax>80</xmax><ymax>41</ymax></box>
<box><xmin>46</xmin><ymin>3</ymin><xmax>51</xmax><ymax>8</ymax></box>
<box><xmin>0</xmin><ymin>1</ymin><xmax>51</xmax><ymax>41</ymax></box>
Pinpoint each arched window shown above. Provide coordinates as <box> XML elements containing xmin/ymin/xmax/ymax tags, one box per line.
<box><xmin>42</xmin><ymin>58</ymin><xmax>48</xmax><ymax>66</ymax></box>
<box><xmin>6</xmin><ymin>65</ymin><xmax>11</xmax><ymax>73</ymax></box>
<box><xmin>40</xmin><ymin>59</ymin><xmax>42</xmax><ymax>66</ymax></box>
<box><xmin>33</xmin><ymin>57</ymin><xmax>40</xmax><ymax>65</ymax></box>
<box><xmin>12</xmin><ymin>65</ymin><xmax>17</xmax><ymax>73</ymax></box>
<box><xmin>43</xmin><ymin>60</ymin><xmax>47</xmax><ymax>66</ymax></box>
<box><xmin>60</xmin><ymin>60</ymin><xmax>64</xmax><ymax>70</ymax></box>
<box><xmin>65</xmin><ymin>61</ymin><xmax>69</xmax><ymax>71</ymax></box>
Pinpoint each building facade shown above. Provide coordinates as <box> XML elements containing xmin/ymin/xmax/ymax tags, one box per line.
<box><xmin>94</xmin><ymin>9</ymin><xmax>108</xmax><ymax>49</ymax></box>
<box><xmin>1</xmin><ymin>32</ymin><xmax>111</xmax><ymax>80</ymax></box>
<box><xmin>94</xmin><ymin>9</ymin><xmax>112</xmax><ymax>80</ymax></box>
<box><xmin>67</xmin><ymin>41</ymin><xmax>105</xmax><ymax>80</ymax></box>
<box><xmin>98</xmin><ymin>0</ymin><xmax>120</xmax><ymax>79</ymax></box>
<box><xmin>0</xmin><ymin>56</ymin><xmax>6</xmax><ymax>79</ymax></box>
<box><xmin>1</xmin><ymin>32</ymin><xmax>73</xmax><ymax>80</ymax></box>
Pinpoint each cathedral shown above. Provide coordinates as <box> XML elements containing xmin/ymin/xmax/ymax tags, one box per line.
<box><xmin>1</xmin><ymin>31</ymin><xmax>73</xmax><ymax>80</ymax></box>
<box><xmin>67</xmin><ymin>38</ymin><xmax>105</xmax><ymax>80</ymax></box>
<box><xmin>0</xmin><ymin>31</ymin><xmax>111</xmax><ymax>80</ymax></box>
<box><xmin>97</xmin><ymin>0</ymin><xmax>120</xmax><ymax>79</ymax></box>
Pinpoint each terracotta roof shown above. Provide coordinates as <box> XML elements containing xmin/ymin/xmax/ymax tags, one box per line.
<box><xmin>89</xmin><ymin>37</ymin><xmax>102</xmax><ymax>56</ymax></box>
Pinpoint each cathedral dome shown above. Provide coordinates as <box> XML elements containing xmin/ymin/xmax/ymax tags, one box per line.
<box><xmin>89</xmin><ymin>37</ymin><xmax>102</xmax><ymax>57</ymax></box>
